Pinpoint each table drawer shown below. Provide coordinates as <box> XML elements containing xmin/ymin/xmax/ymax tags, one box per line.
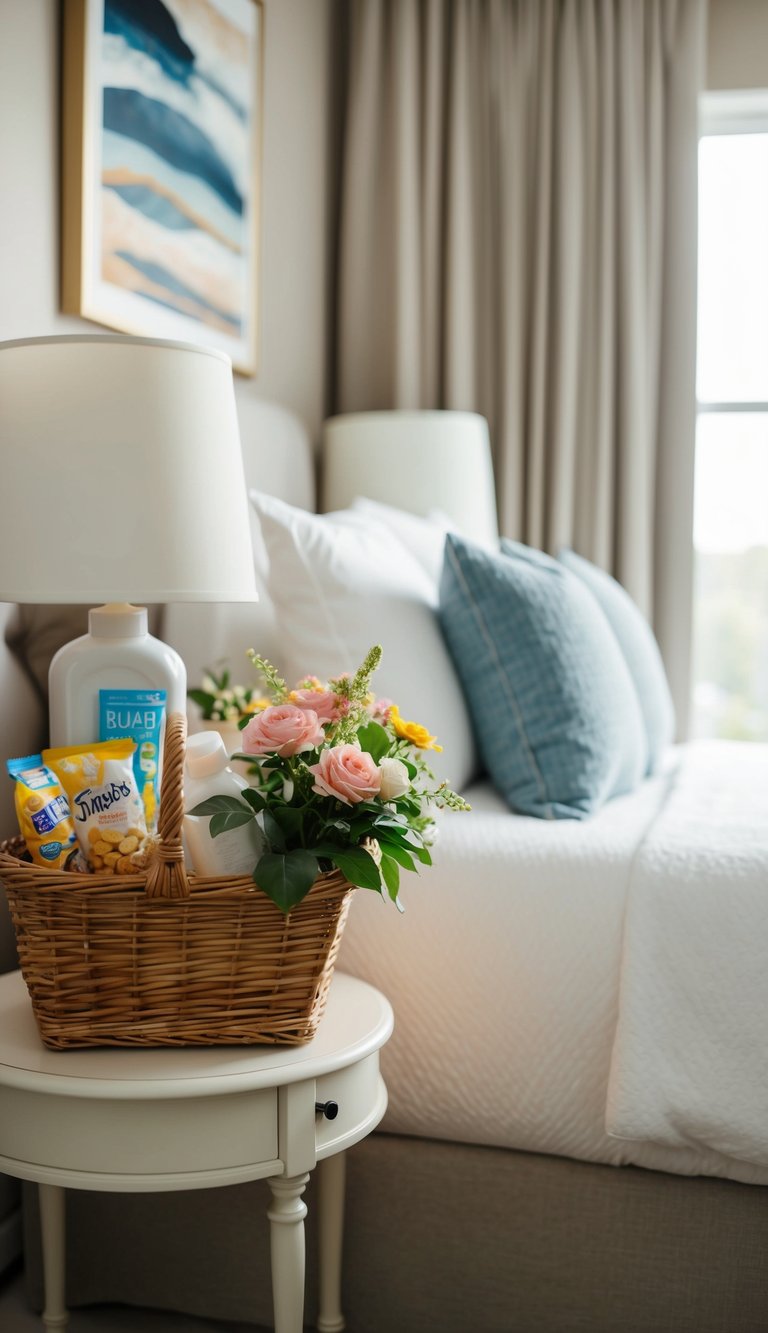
<box><xmin>0</xmin><ymin>1085</ymin><xmax>278</xmax><ymax>1177</ymax></box>
<box><xmin>315</xmin><ymin>1052</ymin><xmax>385</xmax><ymax>1157</ymax></box>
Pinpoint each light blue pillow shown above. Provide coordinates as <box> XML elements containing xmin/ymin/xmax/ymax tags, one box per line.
<box><xmin>438</xmin><ymin>534</ymin><xmax>648</xmax><ymax>819</ymax></box>
<box><xmin>557</xmin><ymin>548</ymin><xmax>675</xmax><ymax>773</ymax></box>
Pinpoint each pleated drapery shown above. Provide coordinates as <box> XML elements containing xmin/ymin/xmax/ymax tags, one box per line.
<box><xmin>333</xmin><ymin>0</ymin><xmax>707</xmax><ymax>732</ymax></box>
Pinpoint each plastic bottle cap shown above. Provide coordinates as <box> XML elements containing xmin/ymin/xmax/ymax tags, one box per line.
<box><xmin>89</xmin><ymin>604</ymin><xmax>149</xmax><ymax>639</ymax></box>
<box><xmin>186</xmin><ymin>730</ymin><xmax>229</xmax><ymax>779</ymax></box>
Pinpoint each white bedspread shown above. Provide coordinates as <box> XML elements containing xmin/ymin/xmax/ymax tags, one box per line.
<box><xmin>338</xmin><ymin>742</ymin><xmax>768</xmax><ymax>1187</ymax></box>
<box><xmin>338</xmin><ymin>768</ymin><xmax>670</xmax><ymax>1166</ymax></box>
<box><xmin>607</xmin><ymin>740</ymin><xmax>768</xmax><ymax>1173</ymax></box>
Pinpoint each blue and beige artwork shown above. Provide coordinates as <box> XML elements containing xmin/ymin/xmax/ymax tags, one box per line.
<box><xmin>99</xmin><ymin>0</ymin><xmax>255</xmax><ymax>344</ymax></box>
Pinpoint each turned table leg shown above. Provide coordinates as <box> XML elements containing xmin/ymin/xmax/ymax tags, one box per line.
<box><xmin>38</xmin><ymin>1184</ymin><xmax>69</xmax><ymax>1332</ymax></box>
<box><xmin>317</xmin><ymin>1152</ymin><xmax>346</xmax><ymax>1332</ymax></box>
<box><xmin>268</xmin><ymin>1172</ymin><xmax>310</xmax><ymax>1333</ymax></box>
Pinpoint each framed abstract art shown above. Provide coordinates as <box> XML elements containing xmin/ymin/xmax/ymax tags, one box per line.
<box><xmin>62</xmin><ymin>0</ymin><xmax>263</xmax><ymax>375</ymax></box>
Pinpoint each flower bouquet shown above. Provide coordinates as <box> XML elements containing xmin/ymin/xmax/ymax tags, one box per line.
<box><xmin>188</xmin><ymin>664</ymin><xmax>267</xmax><ymax>723</ymax></box>
<box><xmin>190</xmin><ymin>646</ymin><xmax>469</xmax><ymax>914</ymax></box>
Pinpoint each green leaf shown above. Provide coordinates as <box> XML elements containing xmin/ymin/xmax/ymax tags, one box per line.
<box><xmin>377</xmin><ymin>839</ymin><xmax>417</xmax><ymax>872</ymax></box>
<box><xmin>189</xmin><ymin>795</ymin><xmax>249</xmax><ymax>817</ymax></box>
<box><xmin>312</xmin><ymin>844</ymin><xmax>382</xmax><ymax>891</ymax></box>
<box><xmin>396</xmin><ymin>797</ymin><xmax>422</xmax><ymax>817</ymax></box>
<box><xmin>268</xmin><ymin>805</ymin><xmax>306</xmax><ymax>838</ymax></box>
<box><xmin>412</xmin><ymin>843</ymin><xmax>432</xmax><ymax>866</ymax></box>
<box><xmin>357</xmin><ymin>720</ymin><xmax>391</xmax><ymax>763</ymax></box>
<box><xmin>262</xmin><ymin>809</ymin><xmax>287</xmax><ymax>852</ymax></box>
<box><xmin>187</xmin><ymin>689</ymin><xmax>214</xmax><ymax>711</ymax></box>
<box><xmin>209</xmin><ymin>809</ymin><xmax>257</xmax><ymax>838</ymax></box>
<box><xmin>372</xmin><ymin>814</ymin><xmax>411</xmax><ymax>833</ymax></box>
<box><xmin>254</xmin><ymin>850</ymin><xmax>320</xmax><ymax>914</ymax></box>
<box><xmin>380</xmin><ymin>853</ymin><xmax>400</xmax><ymax>902</ymax></box>
<box><xmin>322</xmin><ymin>818</ymin><xmax>352</xmax><ymax>838</ymax></box>
<box><xmin>240</xmin><ymin>787</ymin><xmax>266</xmax><ymax>813</ymax></box>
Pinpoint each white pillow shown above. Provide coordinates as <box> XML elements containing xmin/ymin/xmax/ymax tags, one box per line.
<box><xmin>350</xmin><ymin>497</ymin><xmax>449</xmax><ymax>587</ymax></box>
<box><xmin>249</xmin><ymin>491</ymin><xmax>479</xmax><ymax>790</ymax></box>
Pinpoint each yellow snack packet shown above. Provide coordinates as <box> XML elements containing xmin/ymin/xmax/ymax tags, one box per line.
<box><xmin>44</xmin><ymin>739</ymin><xmax>148</xmax><ymax>875</ymax></box>
<box><xmin>6</xmin><ymin>754</ymin><xmax>83</xmax><ymax>871</ymax></box>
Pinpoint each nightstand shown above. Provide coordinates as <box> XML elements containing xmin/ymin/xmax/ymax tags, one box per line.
<box><xmin>0</xmin><ymin>969</ymin><xmax>393</xmax><ymax>1333</ymax></box>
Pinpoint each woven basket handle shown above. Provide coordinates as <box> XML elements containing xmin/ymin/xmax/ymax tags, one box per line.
<box><xmin>145</xmin><ymin>711</ymin><xmax>190</xmax><ymax>900</ymax></box>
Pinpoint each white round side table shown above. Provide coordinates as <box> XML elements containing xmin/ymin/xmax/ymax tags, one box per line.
<box><xmin>0</xmin><ymin>968</ymin><xmax>393</xmax><ymax>1333</ymax></box>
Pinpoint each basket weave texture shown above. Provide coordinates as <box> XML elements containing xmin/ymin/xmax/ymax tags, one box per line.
<box><xmin>0</xmin><ymin>714</ymin><xmax>354</xmax><ymax>1049</ymax></box>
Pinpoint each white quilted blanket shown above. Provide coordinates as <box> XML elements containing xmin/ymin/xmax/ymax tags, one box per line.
<box><xmin>339</xmin><ymin>741</ymin><xmax>768</xmax><ymax>1186</ymax></box>
<box><xmin>607</xmin><ymin>740</ymin><xmax>768</xmax><ymax>1170</ymax></box>
<box><xmin>338</xmin><ymin>768</ymin><xmax>670</xmax><ymax>1166</ymax></box>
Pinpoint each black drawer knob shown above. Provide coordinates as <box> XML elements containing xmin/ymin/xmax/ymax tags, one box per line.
<box><xmin>315</xmin><ymin>1100</ymin><xmax>339</xmax><ymax>1120</ymax></box>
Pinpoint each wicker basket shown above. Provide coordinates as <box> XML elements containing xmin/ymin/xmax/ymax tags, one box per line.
<box><xmin>0</xmin><ymin>714</ymin><xmax>354</xmax><ymax>1049</ymax></box>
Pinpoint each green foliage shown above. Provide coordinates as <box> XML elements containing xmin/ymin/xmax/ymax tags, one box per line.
<box><xmin>187</xmin><ymin>664</ymin><xmax>261</xmax><ymax>721</ymax></box>
<box><xmin>247</xmin><ymin>651</ymin><xmax>288</xmax><ymax>702</ymax></box>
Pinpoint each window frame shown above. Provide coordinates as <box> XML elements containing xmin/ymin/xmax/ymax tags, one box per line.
<box><xmin>691</xmin><ymin>92</ymin><xmax>768</xmax><ymax>741</ymax></box>
<box><xmin>697</xmin><ymin>91</ymin><xmax>768</xmax><ymax>418</ymax></box>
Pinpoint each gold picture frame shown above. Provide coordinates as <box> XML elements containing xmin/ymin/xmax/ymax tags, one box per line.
<box><xmin>62</xmin><ymin>0</ymin><xmax>263</xmax><ymax>376</ymax></box>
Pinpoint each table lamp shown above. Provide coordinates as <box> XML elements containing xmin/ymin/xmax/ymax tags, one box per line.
<box><xmin>321</xmin><ymin>409</ymin><xmax>500</xmax><ymax>546</ymax></box>
<box><xmin>0</xmin><ymin>334</ymin><xmax>258</xmax><ymax>748</ymax></box>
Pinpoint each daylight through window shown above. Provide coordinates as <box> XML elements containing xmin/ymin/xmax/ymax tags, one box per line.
<box><xmin>692</xmin><ymin>102</ymin><xmax>768</xmax><ymax>741</ymax></box>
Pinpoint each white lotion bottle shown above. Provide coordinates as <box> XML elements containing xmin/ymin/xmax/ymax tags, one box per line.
<box><xmin>183</xmin><ymin>730</ymin><xmax>264</xmax><ymax>876</ymax></box>
<box><xmin>48</xmin><ymin>604</ymin><xmax>186</xmax><ymax>747</ymax></box>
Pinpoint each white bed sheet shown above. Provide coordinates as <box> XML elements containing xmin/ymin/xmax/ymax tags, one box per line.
<box><xmin>607</xmin><ymin>740</ymin><xmax>768</xmax><ymax>1183</ymax></box>
<box><xmin>338</xmin><ymin>749</ymin><xmax>768</xmax><ymax>1186</ymax></box>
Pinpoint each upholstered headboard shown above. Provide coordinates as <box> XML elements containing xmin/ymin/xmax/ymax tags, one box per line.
<box><xmin>163</xmin><ymin>398</ymin><xmax>316</xmax><ymax>690</ymax></box>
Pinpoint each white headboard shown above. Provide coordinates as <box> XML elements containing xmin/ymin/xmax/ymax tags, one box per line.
<box><xmin>162</xmin><ymin>399</ymin><xmax>315</xmax><ymax>689</ymax></box>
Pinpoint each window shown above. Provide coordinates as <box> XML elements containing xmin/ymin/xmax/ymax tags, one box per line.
<box><xmin>693</xmin><ymin>94</ymin><xmax>768</xmax><ymax>741</ymax></box>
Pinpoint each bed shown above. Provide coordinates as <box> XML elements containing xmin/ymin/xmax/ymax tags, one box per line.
<box><xmin>6</xmin><ymin>399</ymin><xmax>768</xmax><ymax>1331</ymax></box>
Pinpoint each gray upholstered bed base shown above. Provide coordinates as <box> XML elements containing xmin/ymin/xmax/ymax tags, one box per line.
<box><xmin>22</xmin><ymin>1132</ymin><xmax>768</xmax><ymax>1332</ymax></box>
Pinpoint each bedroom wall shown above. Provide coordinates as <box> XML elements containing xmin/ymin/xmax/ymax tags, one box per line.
<box><xmin>0</xmin><ymin>0</ymin><xmax>334</xmax><ymax>443</ymax></box>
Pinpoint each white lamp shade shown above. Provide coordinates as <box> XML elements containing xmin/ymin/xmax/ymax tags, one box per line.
<box><xmin>321</xmin><ymin>410</ymin><xmax>499</xmax><ymax>547</ymax></box>
<box><xmin>0</xmin><ymin>335</ymin><xmax>258</xmax><ymax>603</ymax></box>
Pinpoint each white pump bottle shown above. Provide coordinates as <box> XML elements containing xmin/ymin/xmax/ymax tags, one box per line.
<box><xmin>183</xmin><ymin>730</ymin><xmax>264</xmax><ymax>876</ymax></box>
<box><xmin>48</xmin><ymin>604</ymin><xmax>186</xmax><ymax>748</ymax></box>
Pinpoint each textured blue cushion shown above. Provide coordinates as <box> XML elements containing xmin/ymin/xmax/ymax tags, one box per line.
<box><xmin>557</xmin><ymin>548</ymin><xmax>675</xmax><ymax>773</ymax></box>
<box><xmin>438</xmin><ymin>534</ymin><xmax>647</xmax><ymax>819</ymax></box>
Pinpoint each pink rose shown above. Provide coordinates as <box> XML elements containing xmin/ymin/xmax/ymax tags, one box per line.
<box><xmin>369</xmin><ymin>696</ymin><xmax>393</xmax><ymax>724</ymax></box>
<box><xmin>241</xmin><ymin>704</ymin><xmax>325</xmax><ymax>757</ymax></box>
<box><xmin>309</xmin><ymin>744</ymin><xmax>382</xmax><ymax>805</ymax></box>
<box><xmin>290</xmin><ymin>687</ymin><xmax>346</xmax><ymax>723</ymax></box>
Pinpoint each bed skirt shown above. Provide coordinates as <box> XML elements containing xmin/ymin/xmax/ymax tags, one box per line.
<box><xmin>22</xmin><ymin>1132</ymin><xmax>768</xmax><ymax>1333</ymax></box>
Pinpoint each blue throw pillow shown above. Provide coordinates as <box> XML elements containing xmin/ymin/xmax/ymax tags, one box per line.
<box><xmin>438</xmin><ymin>534</ymin><xmax>648</xmax><ymax>819</ymax></box>
<box><xmin>557</xmin><ymin>548</ymin><xmax>675</xmax><ymax>773</ymax></box>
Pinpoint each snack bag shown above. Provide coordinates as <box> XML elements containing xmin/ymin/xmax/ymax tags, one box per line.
<box><xmin>44</xmin><ymin>739</ymin><xmax>148</xmax><ymax>876</ymax></box>
<box><xmin>6</xmin><ymin>755</ymin><xmax>82</xmax><ymax>870</ymax></box>
<box><xmin>99</xmin><ymin>689</ymin><xmax>165</xmax><ymax>833</ymax></box>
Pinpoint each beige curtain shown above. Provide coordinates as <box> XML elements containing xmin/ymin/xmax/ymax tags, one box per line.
<box><xmin>333</xmin><ymin>0</ymin><xmax>707</xmax><ymax>733</ymax></box>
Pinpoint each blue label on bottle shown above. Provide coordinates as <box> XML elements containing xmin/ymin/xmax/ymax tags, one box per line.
<box><xmin>99</xmin><ymin>689</ymin><xmax>166</xmax><ymax>833</ymax></box>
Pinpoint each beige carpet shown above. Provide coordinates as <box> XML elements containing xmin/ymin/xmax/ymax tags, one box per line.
<box><xmin>0</xmin><ymin>1269</ymin><xmax>279</xmax><ymax>1333</ymax></box>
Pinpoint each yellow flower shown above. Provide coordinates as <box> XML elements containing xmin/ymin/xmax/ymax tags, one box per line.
<box><xmin>389</xmin><ymin>704</ymin><xmax>443</xmax><ymax>752</ymax></box>
<box><xmin>244</xmin><ymin>696</ymin><xmax>270</xmax><ymax>714</ymax></box>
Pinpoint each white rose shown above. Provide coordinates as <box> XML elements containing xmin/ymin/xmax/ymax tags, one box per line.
<box><xmin>378</xmin><ymin>757</ymin><xmax>410</xmax><ymax>801</ymax></box>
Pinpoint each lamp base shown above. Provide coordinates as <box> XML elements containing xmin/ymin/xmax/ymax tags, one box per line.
<box><xmin>48</xmin><ymin>603</ymin><xmax>187</xmax><ymax>749</ymax></box>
